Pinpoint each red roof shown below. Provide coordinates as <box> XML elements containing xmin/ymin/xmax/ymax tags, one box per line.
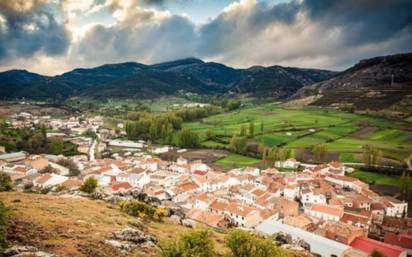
<box><xmin>384</xmin><ymin>232</ymin><xmax>412</xmax><ymax>249</ymax></box>
<box><xmin>111</xmin><ymin>182</ymin><xmax>132</xmax><ymax>191</ymax></box>
<box><xmin>193</xmin><ymin>170</ymin><xmax>208</xmax><ymax>176</ymax></box>
<box><xmin>350</xmin><ymin>237</ymin><xmax>406</xmax><ymax>257</ymax></box>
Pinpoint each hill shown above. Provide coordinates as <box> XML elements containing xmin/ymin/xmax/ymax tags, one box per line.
<box><xmin>0</xmin><ymin>192</ymin><xmax>227</xmax><ymax>257</ymax></box>
<box><xmin>294</xmin><ymin>53</ymin><xmax>412</xmax><ymax>112</ymax></box>
<box><xmin>0</xmin><ymin>58</ymin><xmax>336</xmax><ymax>100</ymax></box>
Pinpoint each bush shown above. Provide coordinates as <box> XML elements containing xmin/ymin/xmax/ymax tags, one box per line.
<box><xmin>0</xmin><ymin>173</ymin><xmax>12</xmax><ymax>192</ymax></box>
<box><xmin>57</xmin><ymin>159</ymin><xmax>80</xmax><ymax>176</ymax></box>
<box><xmin>119</xmin><ymin>200</ymin><xmax>155</xmax><ymax>219</ymax></box>
<box><xmin>79</xmin><ymin>177</ymin><xmax>98</xmax><ymax>193</ymax></box>
<box><xmin>0</xmin><ymin>201</ymin><xmax>7</xmax><ymax>250</ymax></box>
<box><xmin>158</xmin><ymin>230</ymin><xmax>215</xmax><ymax>257</ymax></box>
<box><xmin>226</xmin><ymin>229</ymin><xmax>289</xmax><ymax>257</ymax></box>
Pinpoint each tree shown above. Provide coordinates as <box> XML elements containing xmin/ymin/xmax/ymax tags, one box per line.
<box><xmin>249</xmin><ymin>122</ymin><xmax>255</xmax><ymax>137</ymax></box>
<box><xmin>0</xmin><ymin>201</ymin><xmax>7</xmax><ymax>250</ymax></box>
<box><xmin>362</xmin><ymin>145</ymin><xmax>382</xmax><ymax>166</ymax></box>
<box><xmin>0</xmin><ymin>173</ymin><xmax>12</xmax><ymax>192</ymax></box>
<box><xmin>312</xmin><ymin>144</ymin><xmax>328</xmax><ymax>162</ymax></box>
<box><xmin>399</xmin><ymin>170</ymin><xmax>410</xmax><ymax>201</ymax></box>
<box><xmin>57</xmin><ymin>158</ymin><xmax>80</xmax><ymax>176</ymax></box>
<box><xmin>158</xmin><ymin>230</ymin><xmax>216</xmax><ymax>257</ymax></box>
<box><xmin>240</xmin><ymin>125</ymin><xmax>247</xmax><ymax>136</ymax></box>
<box><xmin>48</xmin><ymin>137</ymin><xmax>63</xmax><ymax>155</ymax></box>
<box><xmin>226</xmin><ymin>229</ymin><xmax>255</xmax><ymax>257</ymax></box>
<box><xmin>225</xmin><ymin>229</ymin><xmax>288</xmax><ymax>257</ymax></box>
<box><xmin>79</xmin><ymin>177</ymin><xmax>98</xmax><ymax>193</ymax></box>
<box><xmin>260</xmin><ymin>121</ymin><xmax>264</xmax><ymax>133</ymax></box>
<box><xmin>230</xmin><ymin>135</ymin><xmax>248</xmax><ymax>153</ymax></box>
<box><xmin>178</xmin><ymin>129</ymin><xmax>200</xmax><ymax>148</ymax></box>
<box><xmin>227</xmin><ymin>100</ymin><xmax>241</xmax><ymax>111</ymax></box>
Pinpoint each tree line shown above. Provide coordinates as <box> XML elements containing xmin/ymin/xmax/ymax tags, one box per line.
<box><xmin>0</xmin><ymin>122</ymin><xmax>77</xmax><ymax>156</ymax></box>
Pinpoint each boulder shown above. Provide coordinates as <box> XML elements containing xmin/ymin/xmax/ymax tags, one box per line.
<box><xmin>105</xmin><ymin>226</ymin><xmax>157</xmax><ymax>252</ymax></box>
<box><xmin>169</xmin><ymin>215</ymin><xmax>181</xmax><ymax>225</ymax></box>
<box><xmin>3</xmin><ymin>245</ymin><xmax>60</xmax><ymax>257</ymax></box>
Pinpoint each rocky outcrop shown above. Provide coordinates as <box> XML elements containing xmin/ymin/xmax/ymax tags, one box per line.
<box><xmin>104</xmin><ymin>226</ymin><xmax>157</xmax><ymax>252</ymax></box>
<box><xmin>3</xmin><ymin>245</ymin><xmax>60</xmax><ymax>257</ymax></box>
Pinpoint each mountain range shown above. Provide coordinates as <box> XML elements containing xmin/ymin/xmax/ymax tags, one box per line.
<box><xmin>0</xmin><ymin>57</ymin><xmax>335</xmax><ymax>100</ymax></box>
<box><xmin>0</xmin><ymin>53</ymin><xmax>411</xmax><ymax>111</ymax></box>
<box><xmin>294</xmin><ymin>53</ymin><xmax>412</xmax><ymax>110</ymax></box>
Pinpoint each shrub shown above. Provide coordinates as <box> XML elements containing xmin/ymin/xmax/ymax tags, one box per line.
<box><xmin>57</xmin><ymin>159</ymin><xmax>80</xmax><ymax>176</ymax></box>
<box><xmin>119</xmin><ymin>200</ymin><xmax>155</xmax><ymax>219</ymax></box>
<box><xmin>0</xmin><ymin>173</ymin><xmax>12</xmax><ymax>192</ymax></box>
<box><xmin>158</xmin><ymin>230</ymin><xmax>215</xmax><ymax>257</ymax></box>
<box><xmin>0</xmin><ymin>201</ymin><xmax>7</xmax><ymax>250</ymax></box>
<box><xmin>79</xmin><ymin>177</ymin><xmax>98</xmax><ymax>193</ymax></box>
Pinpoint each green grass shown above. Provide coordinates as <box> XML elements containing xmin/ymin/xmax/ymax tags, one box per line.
<box><xmin>348</xmin><ymin>170</ymin><xmax>412</xmax><ymax>187</ymax></box>
<box><xmin>214</xmin><ymin>154</ymin><xmax>261</xmax><ymax>169</ymax></box>
<box><xmin>179</xmin><ymin>104</ymin><xmax>412</xmax><ymax>162</ymax></box>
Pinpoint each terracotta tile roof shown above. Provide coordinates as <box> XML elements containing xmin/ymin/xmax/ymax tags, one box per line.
<box><xmin>310</xmin><ymin>204</ymin><xmax>343</xmax><ymax>217</ymax></box>
<box><xmin>62</xmin><ymin>178</ymin><xmax>82</xmax><ymax>188</ymax></box>
<box><xmin>186</xmin><ymin>209</ymin><xmax>226</xmax><ymax>228</ymax></box>
<box><xmin>209</xmin><ymin>199</ymin><xmax>228</xmax><ymax>212</ymax></box>
<box><xmin>35</xmin><ymin>174</ymin><xmax>52</xmax><ymax>184</ymax></box>
<box><xmin>226</xmin><ymin>202</ymin><xmax>257</xmax><ymax>217</ymax></box>
<box><xmin>111</xmin><ymin>182</ymin><xmax>132</xmax><ymax>191</ymax></box>
<box><xmin>341</xmin><ymin>213</ymin><xmax>370</xmax><ymax>226</ymax></box>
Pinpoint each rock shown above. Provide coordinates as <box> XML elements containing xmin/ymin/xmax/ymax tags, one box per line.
<box><xmin>168</xmin><ymin>207</ymin><xmax>185</xmax><ymax>219</ymax></box>
<box><xmin>182</xmin><ymin>219</ymin><xmax>195</xmax><ymax>228</ymax></box>
<box><xmin>169</xmin><ymin>215</ymin><xmax>181</xmax><ymax>225</ymax></box>
<box><xmin>3</xmin><ymin>246</ymin><xmax>38</xmax><ymax>256</ymax></box>
<box><xmin>105</xmin><ymin>226</ymin><xmax>157</xmax><ymax>252</ymax></box>
<box><xmin>3</xmin><ymin>245</ymin><xmax>60</xmax><ymax>257</ymax></box>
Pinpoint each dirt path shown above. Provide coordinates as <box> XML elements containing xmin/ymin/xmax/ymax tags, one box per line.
<box><xmin>349</xmin><ymin>126</ymin><xmax>378</xmax><ymax>139</ymax></box>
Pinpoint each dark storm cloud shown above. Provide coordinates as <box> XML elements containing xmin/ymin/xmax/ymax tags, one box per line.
<box><xmin>0</xmin><ymin>0</ymin><xmax>70</xmax><ymax>63</ymax></box>
<box><xmin>303</xmin><ymin>0</ymin><xmax>412</xmax><ymax>46</ymax></box>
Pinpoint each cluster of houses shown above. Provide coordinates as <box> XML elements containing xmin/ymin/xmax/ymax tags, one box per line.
<box><xmin>0</xmin><ymin>148</ymin><xmax>410</xmax><ymax>257</ymax></box>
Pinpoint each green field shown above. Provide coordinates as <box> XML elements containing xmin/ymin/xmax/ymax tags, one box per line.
<box><xmin>214</xmin><ymin>154</ymin><xmax>261</xmax><ymax>169</ymax></box>
<box><xmin>348</xmin><ymin>170</ymin><xmax>412</xmax><ymax>187</ymax></box>
<box><xmin>182</xmin><ymin>104</ymin><xmax>412</xmax><ymax>162</ymax></box>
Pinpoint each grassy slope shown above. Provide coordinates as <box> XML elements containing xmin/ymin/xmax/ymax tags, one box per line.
<box><xmin>214</xmin><ymin>154</ymin><xmax>261</xmax><ymax>169</ymax></box>
<box><xmin>0</xmin><ymin>192</ymin><xmax>227</xmax><ymax>257</ymax></box>
<box><xmin>347</xmin><ymin>170</ymin><xmax>412</xmax><ymax>187</ymax></box>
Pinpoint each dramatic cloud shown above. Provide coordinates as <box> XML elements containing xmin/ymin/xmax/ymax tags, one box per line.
<box><xmin>0</xmin><ymin>0</ymin><xmax>411</xmax><ymax>74</ymax></box>
<box><xmin>0</xmin><ymin>0</ymin><xmax>71</xmax><ymax>64</ymax></box>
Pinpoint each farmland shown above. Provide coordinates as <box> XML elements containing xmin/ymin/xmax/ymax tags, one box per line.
<box><xmin>180</xmin><ymin>103</ymin><xmax>412</xmax><ymax>164</ymax></box>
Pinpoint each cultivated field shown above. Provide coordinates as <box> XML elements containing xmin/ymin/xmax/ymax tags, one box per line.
<box><xmin>182</xmin><ymin>103</ymin><xmax>412</xmax><ymax>164</ymax></box>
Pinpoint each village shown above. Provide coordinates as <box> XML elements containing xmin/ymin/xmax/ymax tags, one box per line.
<box><xmin>0</xmin><ymin>112</ymin><xmax>411</xmax><ymax>257</ymax></box>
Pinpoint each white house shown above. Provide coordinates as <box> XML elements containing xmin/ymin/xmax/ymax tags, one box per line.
<box><xmin>306</xmin><ymin>204</ymin><xmax>343</xmax><ymax>222</ymax></box>
<box><xmin>190</xmin><ymin>161</ymin><xmax>210</xmax><ymax>173</ymax></box>
<box><xmin>34</xmin><ymin>173</ymin><xmax>68</xmax><ymax>188</ymax></box>
<box><xmin>283</xmin><ymin>184</ymin><xmax>299</xmax><ymax>200</ymax></box>
<box><xmin>382</xmin><ymin>197</ymin><xmax>408</xmax><ymax>218</ymax></box>
<box><xmin>300</xmin><ymin>188</ymin><xmax>327</xmax><ymax>206</ymax></box>
<box><xmin>275</xmin><ymin>158</ymin><xmax>300</xmax><ymax>169</ymax></box>
<box><xmin>224</xmin><ymin>202</ymin><xmax>262</xmax><ymax>228</ymax></box>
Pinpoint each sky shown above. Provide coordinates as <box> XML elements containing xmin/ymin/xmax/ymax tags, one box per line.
<box><xmin>0</xmin><ymin>0</ymin><xmax>411</xmax><ymax>75</ymax></box>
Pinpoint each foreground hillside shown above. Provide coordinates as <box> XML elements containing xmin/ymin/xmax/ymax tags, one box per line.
<box><xmin>0</xmin><ymin>192</ymin><xmax>225</xmax><ymax>257</ymax></box>
<box><xmin>294</xmin><ymin>53</ymin><xmax>412</xmax><ymax>115</ymax></box>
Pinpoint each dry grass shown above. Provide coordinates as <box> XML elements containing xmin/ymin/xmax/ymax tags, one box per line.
<box><xmin>0</xmin><ymin>192</ymin><xmax>228</xmax><ymax>257</ymax></box>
